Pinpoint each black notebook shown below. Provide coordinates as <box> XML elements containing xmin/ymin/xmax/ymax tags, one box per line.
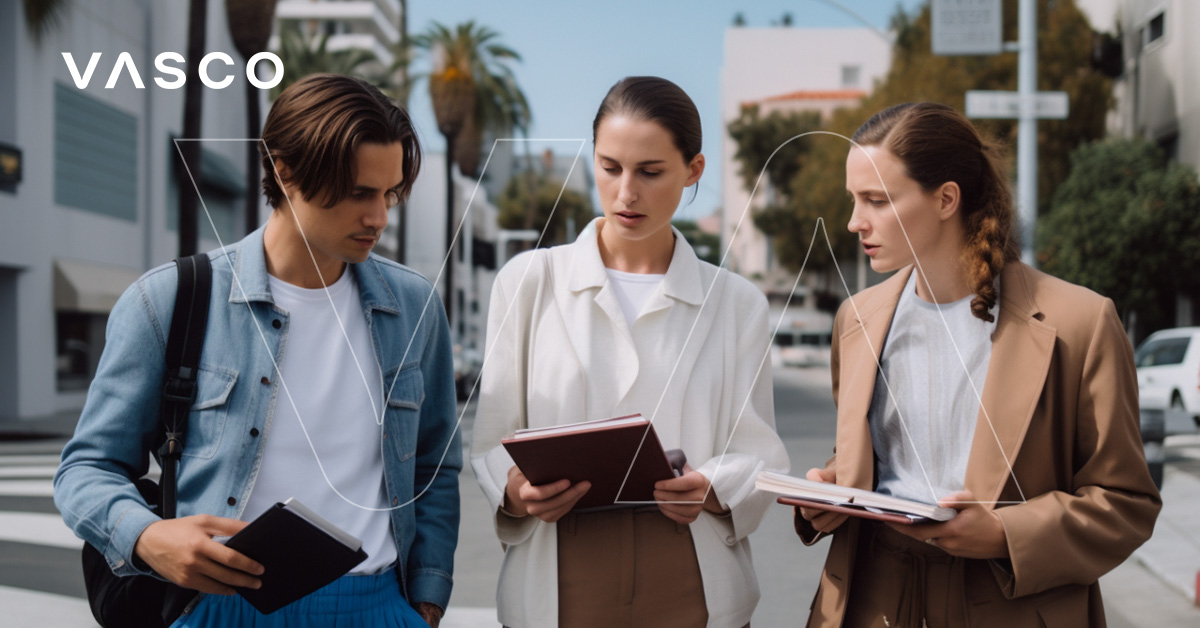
<box><xmin>224</xmin><ymin>498</ymin><xmax>368</xmax><ymax>614</ymax></box>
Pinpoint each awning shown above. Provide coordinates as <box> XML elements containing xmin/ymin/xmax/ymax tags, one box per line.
<box><xmin>53</xmin><ymin>259</ymin><xmax>144</xmax><ymax>314</ymax></box>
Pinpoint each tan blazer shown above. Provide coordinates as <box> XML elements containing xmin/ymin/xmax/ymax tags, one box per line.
<box><xmin>796</xmin><ymin>262</ymin><xmax>1161</xmax><ymax>627</ymax></box>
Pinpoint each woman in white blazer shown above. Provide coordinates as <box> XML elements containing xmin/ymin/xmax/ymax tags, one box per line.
<box><xmin>470</xmin><ymin>76</ymin><xmax>790</xmax><ymax>628</ymax></box>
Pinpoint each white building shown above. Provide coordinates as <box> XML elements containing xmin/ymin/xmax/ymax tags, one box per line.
<box><xmin>720</xmin><ymin>27</ymin><xmax>891</xmax><ymax>280</ymax></box>
<box><xmin>1080</xmin><ymin>0</ymin><xmax>1200</xmax><ymax>326</ymax></box>
<box><xmin>0</xmin><ymin>0</ymin><xmax>259</xmax><ymax>423</ymax></box>
<box><xmin>273</xmin><ymin>0</ymin><xmax>400</xmax><ymax>68</ymax></box>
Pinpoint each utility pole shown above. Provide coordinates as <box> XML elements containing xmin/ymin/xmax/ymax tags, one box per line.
<box><xmin>1016</xmin><ymin>0</ymin><xmax>1037</xmax><ymax>265</ymax></box>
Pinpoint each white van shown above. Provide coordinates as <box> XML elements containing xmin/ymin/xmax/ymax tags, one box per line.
<box><xmin>1135</xmin><ymin>326</ymin><xmax>1200</xmax><ymax>422</ymax></box>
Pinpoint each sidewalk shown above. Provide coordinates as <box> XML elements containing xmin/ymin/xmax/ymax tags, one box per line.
<box><xmin>1133</xmin><ymin>434</ymin><xmax>1200</xmax><ymax>604</ymax></box>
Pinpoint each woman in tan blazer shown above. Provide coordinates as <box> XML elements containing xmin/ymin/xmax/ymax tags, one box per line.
<box><xmin>794</xmin><ymin>102</ymin><xmax>1161</xmax><ymax>627</ymax></box>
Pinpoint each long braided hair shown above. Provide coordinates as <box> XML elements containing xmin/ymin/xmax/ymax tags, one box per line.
<box><xmin>852</xmin><ymin>102</ymin><xmax>1018</xmax><ymax>322</ymax></box>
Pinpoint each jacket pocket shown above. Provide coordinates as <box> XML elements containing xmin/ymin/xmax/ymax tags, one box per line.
<box><xmin>181</xmin><ymin>365</ymin><xmax>237</xmax><ymax>460</ymax></box>
<box><xmin>383</xmin><ymin>364</ymin><xmax>424</xmax><ymax>462</ymax></box>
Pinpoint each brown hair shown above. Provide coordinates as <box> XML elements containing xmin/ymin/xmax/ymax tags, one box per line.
<box><xmin>852</xmin><ymin>102</ymin><xmax>1017</xmax><ymax>322</ymax></box>
<box><xmin>593</xmin><ymin>76</ymin><xmax>702</xmax><ymax>163</ymax></box>
<box><xmin>260</xmin><ymin>73</ymin><xmax>421</xmax><ymax>209</ymax></box>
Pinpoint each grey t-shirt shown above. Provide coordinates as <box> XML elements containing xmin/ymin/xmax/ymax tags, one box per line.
<box><xmin>868</xmin><ymin>272</ymin><xmax>998</xmax><ymax>504</ymax></box>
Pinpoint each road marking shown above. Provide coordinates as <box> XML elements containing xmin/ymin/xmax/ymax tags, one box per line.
<box><xmin>0</xmin><ymin>466</ymin><xmax>58</xmax><ymax>478</ymax></box>
<box><xmin>0</xmin><ymin>512</ymin><xmax>81</xmax><ymax>549</ymax></box>
<box><xmin>0</xmin><ymin>455</ymin><xmax>61</xmax><ymax>466</ymax></box>
<box><xmin>0</xmin><ymin>585</ymin><xmax>97</xmax><ymax>626</ymax></box>
<box><xmin>0</xmin><ymin>480</ymin><xmax>54</xmax><ymax>497</ymax></box>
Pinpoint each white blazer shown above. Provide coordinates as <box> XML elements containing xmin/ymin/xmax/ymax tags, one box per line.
<box><xmin>471</xmin><ymin>218</ymin><xmax>790</xmax><ymax>628</ymax></box>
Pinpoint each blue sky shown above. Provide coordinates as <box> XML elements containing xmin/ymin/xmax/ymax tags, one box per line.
<box><xmin>404</xmin><ymin>0</ymin><xmax>925</xmax><ymax>220</ymax></box>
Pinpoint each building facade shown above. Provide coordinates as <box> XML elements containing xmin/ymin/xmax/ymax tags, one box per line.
<box><xmin>720</xmin><ymin>26</ymin><xmax>891</xmax><ymax>280</ymax></box>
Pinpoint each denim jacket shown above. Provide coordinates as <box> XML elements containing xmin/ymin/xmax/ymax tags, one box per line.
<box><xmin>54</xmin><ymin>226</ymin><xmax>462</xmax><ymax>609</ymax></box>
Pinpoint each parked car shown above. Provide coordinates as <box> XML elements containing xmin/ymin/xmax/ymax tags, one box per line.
<box><xmin>1135</xmin><ymin>326</ymin><xmax>1200</xmax><ymax>421</ymax></box>
<box><xmin>1134</xmin><ymin>327</ymin><xmax>1200</xmax><ymax>489</ymax></box>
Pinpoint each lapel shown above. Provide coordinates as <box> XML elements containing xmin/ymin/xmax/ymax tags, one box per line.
<box><xmin>962</xmin><ymin>262</ymin><xmax>1057</xmax><ymax>506</ymax></box>
<box><xmin>560</xmin><ymin>219</ymin><xmax>640</xmax><ymax>408</ymax></box>
<box><xmin>835</xmin><ymin>267</ymin><xmax>912</xmax><ymax>491</ymax></box>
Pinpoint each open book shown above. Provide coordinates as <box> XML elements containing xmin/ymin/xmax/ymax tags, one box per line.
<box><xmin>502</xmin><ymin>414</ymin><xmax>687</xmax><ymax>512</ymax></box>
<box><xmin>224</xmin><ymin>498</ymin><xmax>368</xmax><ymax>614</ymax></box>
<box><xmin>756</xmin><ymin>471</ymin><xmax>957</xmax><ymax>524</ymax></box>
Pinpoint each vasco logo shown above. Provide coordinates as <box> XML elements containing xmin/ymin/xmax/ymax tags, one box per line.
<box><xmin>61</xmin><ymin>51</ymin><xmax>284</xmax><ymax>90</ymax></box>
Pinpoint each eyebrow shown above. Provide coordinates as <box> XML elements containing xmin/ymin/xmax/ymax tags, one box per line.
<box><xmin>596</xmin><ymin>153</ymin><xmax>667</xmax><ymax>166</ymax></box>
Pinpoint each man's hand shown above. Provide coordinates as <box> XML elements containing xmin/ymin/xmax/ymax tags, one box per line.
<box><xmin>503</xmin><ymin>466</ymin><xmax>591</xmax><ymax>523</ymax></box>
<box><xmin>133</xmin><ymin>515</ymin><xmax>264</xmax><ymax>595</ymax></box>
<box><xmin>416</xmin><ymin>601</ymin><xmax>444</xmax><ymax>627</ymax></box>
<box><xmin>797</xmin><ymin>466</ymin><xmax>849</xmax><ymax>533</ymax></box>
<box><xmin>653</xmin><ymin>464</ymin><xmax>725</xmax><ymax>525</ymax></box>
<box><xmin>885</xmin><ymin>490</ymin><xmax>1010</xmax><ymax>559</ymax></box>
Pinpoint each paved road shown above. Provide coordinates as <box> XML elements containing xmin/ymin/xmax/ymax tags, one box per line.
<box><xmin>2</xmin><ymin>368</ymin><xmax>1199</xmax><ymax>626</ymax></box>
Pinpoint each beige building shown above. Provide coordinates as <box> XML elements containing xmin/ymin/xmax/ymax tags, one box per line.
<box><xmin>720</xmin><ymin>27</ymin><xmax>891</xmax><ymax>281</ymax></box>
<box><xmin>1081</xmin><ymin>0</ymin><xmax>1200</xmax><ymax>326</ymax></box>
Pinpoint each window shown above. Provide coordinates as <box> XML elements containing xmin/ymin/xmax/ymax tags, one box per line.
<box><xmin>167</xmin><ymin>137</ymin><xmax>245</xmax><ymax>241</ymax></box>
<box><xmin>1143</xmin><ymin>12</ymin><xmax>1165</xmax><ymax>48</ymax></box>
<box><xmin>56</xmin><ymin>311</ymin><xmax>107</xmax><ymax>391</ymax></box>
<box><xmin>54</xmin><ymin>83</ymin><xmax>138</xmax><ymax>220</ymax></box>
<box><xmin>1135</xmin><ymin>336</ymin><xmax>1191</xmax><ymax>367</ymax></box>
<box><xmin>841</xmin><ymin>65</ymin><xmax>861</xmax><ymax>88</ymax></box>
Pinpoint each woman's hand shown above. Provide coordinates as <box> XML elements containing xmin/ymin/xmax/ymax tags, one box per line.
<box><xmin>654</xmin><ymin>464</ymin><xmax>726</xmax><ymax>525</ymax></box>
<box><xmin>885</xmin><ymin>489</ymin><xmax>1010</xmax><ymax>559</ymax></box>
<box><xmin>503</xmin><ymin>466</ymin><xmax>591</xmax><ymax>523</ymax></box>
<box><xmin>797</xmin><ymin>466</ymin><xmax>850</xmax><ymax>533</ymax></box>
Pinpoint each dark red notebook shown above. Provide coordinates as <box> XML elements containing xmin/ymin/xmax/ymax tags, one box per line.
<box><xmin>501</xmin><ymin>414</ymin><xmax>686</xmax><ymax>512</ymax></box>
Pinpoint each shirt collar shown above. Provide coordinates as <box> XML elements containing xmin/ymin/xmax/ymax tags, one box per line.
<box><xmin>566</xmin><ymin>217</ymin><xmax>705</xmax><ymax>306</ymax></box>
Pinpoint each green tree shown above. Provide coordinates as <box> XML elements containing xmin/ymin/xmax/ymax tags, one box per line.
<box><xmin>497</xmin><ymin>174</ymin><xmax>593</xmax><ymax>247</ymax></box>
<box><xmin>271</xmin><ymin>26</ymin><xmax>380</xmax><ymax>98</ymax></box>
<box><xmin>1037</xmin><ymin>138</ymin><xmax>1200</xmax><ymax>337</ymax></box>
<box><xmin>736</xmin><ymin>0</ymin><xmax>1113</xmax><ymax>277</ymax></box>
<box><xmin>673</xmin><ymin>220</ymin><xmax>722</xmax><ymax>266</ymax></box>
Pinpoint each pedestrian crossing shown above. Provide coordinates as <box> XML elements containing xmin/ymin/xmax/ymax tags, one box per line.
<box><xmin>0</xmin><ymin>442</ymin><xmax>500</xmax><ymax>627</ymax></box>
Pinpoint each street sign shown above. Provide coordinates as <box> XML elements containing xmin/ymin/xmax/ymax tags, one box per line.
<box><xmin>965</xmin><ymin>90</ymin><xmax>1070</xmax><ymax>119</ymax></box>
<box><xmin>932</xmin><ymin>0</ymin><xmax>1003</xmax><ymax>55</ymax></box>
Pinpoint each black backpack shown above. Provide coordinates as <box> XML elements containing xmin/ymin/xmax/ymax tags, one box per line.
<box><xmin>80</xmin><ymin>253</ymin><xmax>212</xmax><ymax>627</ymax></box>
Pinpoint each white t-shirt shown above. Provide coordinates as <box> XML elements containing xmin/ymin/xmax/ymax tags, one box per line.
<box><xmin>244</xmin><ymin>268</ymin><xmax>396</xmax><ymax>573</ymax></box>
<box><xmin>868</xmin><ymin>272</ymin><xmax>998</xmax><ymax>505</ymax></box>
<box><xmin>604</xmin><ymin>268</ymin><xmax>665</xmax><ymax>325</ymax></box>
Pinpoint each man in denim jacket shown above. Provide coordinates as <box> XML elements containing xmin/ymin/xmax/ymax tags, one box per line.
<box><xmin>54</xmin><ymin>74</ymin><xmax>460</xmax><ymax>627</ymax></box>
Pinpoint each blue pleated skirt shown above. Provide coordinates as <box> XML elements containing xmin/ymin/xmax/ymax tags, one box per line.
<box><xmin>170</xmin><ymin>570</ymin><xmax>426</xmax><ymax>628</ymax></box>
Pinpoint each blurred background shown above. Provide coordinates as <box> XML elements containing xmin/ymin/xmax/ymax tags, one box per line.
<box><xmin>2</xmin><ymin>0</ymin><xmax>1199</xmax><ymax>625</ymax></box>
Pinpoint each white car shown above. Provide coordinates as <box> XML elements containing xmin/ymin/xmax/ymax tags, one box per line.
<box><xmin>1135</xmin><ymin>326</ymin><xmax>1200</xmax><ymax>422</ymax></box>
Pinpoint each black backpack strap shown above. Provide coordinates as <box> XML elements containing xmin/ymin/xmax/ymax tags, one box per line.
<box><xmin>158</xmin><ymin>253</ymin><xmax>212</xmax><ymax>519</ymax></box>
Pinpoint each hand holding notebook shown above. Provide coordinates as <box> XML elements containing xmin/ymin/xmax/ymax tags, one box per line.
<box><xmin>501</xmin><ymin>414</ymin><xmax>687</xmax><ymax>514</ymax></box>
<box><xmin>222</xmin><ymin>498</ymin><xmax>368</xmax><ymax>614</ymax></box>
<box><xmin>757</xmin><ymin>470</ymin><xmax>957</xmax><ymax>525</ymax></box>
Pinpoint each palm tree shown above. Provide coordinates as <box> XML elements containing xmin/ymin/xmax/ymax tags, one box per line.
<box><xmin>22</xmin><ymin>0</ymin><xmax>70</xmax><ymax>42</ymax></box>
<box><xmin>414</xmin><ymin>21</ymin><xmax>531</xmax><ymax>177</ymax></box>
<box><xmin>271</xmin><ymin>26</ymin><xmax>380</xmax><ymax>99</ymax></box>
<box><xmin>413</xmin><ymin>21</ymin><xmax>531</xmax><ymax>324</ymax></box>
<box><xmin>178</xmin><ymin>0</ymin><xmax>208</xmax><ymax>257</ymax></box>
<box><xmin>225</xmin><ymin>0</ymin><xmax>278</xmax><ymax>236</ymax></box>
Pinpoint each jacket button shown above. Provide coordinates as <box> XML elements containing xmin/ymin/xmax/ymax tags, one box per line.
<box><xmin>392</xmin><ymin>497</ymin><xmax>399</xmax><ymax>506</ymax></box>
<box><xmin>381</xmin><ymin>431</ymin><xmax>387</xmax><ymax>439</ymax></box>
<box><xmin>249</xmin><ymin>428</ymin><xmax>260</xmax><ymax>437</ymax></box>
<box><xmin>228</xmin><ymin>497</ymin><xmax>237</xmax><ymax>506</ymax></box>
<box><xmin>260</xmin><ymin>376</ymin><xmax>270</xmax><ymax>385</ymax></box>
<box><xmin>272</xmin><ymin>319</ymin><xmax>281</xmax><ymax>329</ymax></box>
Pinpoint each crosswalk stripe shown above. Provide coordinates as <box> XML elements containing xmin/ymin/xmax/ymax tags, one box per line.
<box><xmin>0</xmin><ymin>479</ymin><xmax>55</xmax><ymax>497</ymax></box>
<box><xmin>0</xmin><ymin>585</ymin><xmax>97</xmax><ymax>626</ymax></box>
<box><xmin>0</xmin><ymin>466</ymin><xmax>58</xmax><ymax>478</ymax></box>
<box><xmin>0</xmin><ymin>512</ymin><xmax>81</xmax><ymax>549</ymax></box>
<box><xmin>0</xmin><ymin>455</ymin><xmax>61</xmax><ymax>466</ymax></box>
